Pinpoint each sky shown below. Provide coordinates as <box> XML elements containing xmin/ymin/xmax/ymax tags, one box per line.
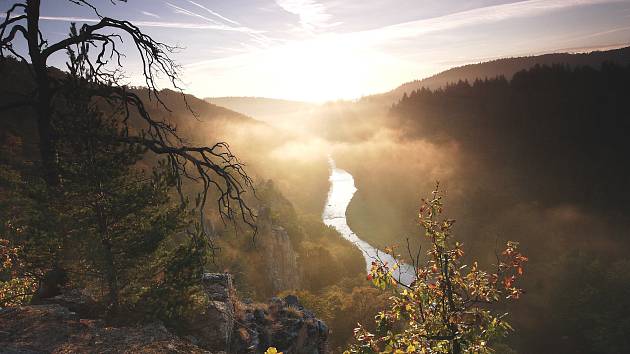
<box><xmin>3</xmin><ymin>0</ymin><xmax>630</xmax><ymax>102</ymax></box>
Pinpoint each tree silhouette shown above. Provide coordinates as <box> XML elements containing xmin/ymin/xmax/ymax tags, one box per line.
<box><xmin>0</xmin><ymin>0</ymin><xmax>255</xmax><ymax>227</ymax></box>
<box><xmin>1</xmin><ymin>0</ymin><xmax>256</xmax><ymax>299</ymax></box>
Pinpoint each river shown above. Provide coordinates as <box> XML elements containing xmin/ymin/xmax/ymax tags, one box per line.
<box><xmin>322</xmin><ymin>158</ymin><xmax>416</xmax><ymax>286</ymax></box>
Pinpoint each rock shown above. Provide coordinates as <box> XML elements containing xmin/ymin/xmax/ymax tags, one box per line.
<box><xmin>188</xmin><ymin>273</ymin><xmax>236</xmax><ymax>352</ymax></box>
<box><xmin>284</xmin><ymin>294</ymin><xmax>300</xmax><ymax>308</ymax></box>
<box><xmin>38</xmin><ymin>288</ymin><xmax>100</xmax><ymax>318</ymax></box>
<box><xmin>201</xmin><ymin>273</ymin><xmax>234</xmax><ymax>301</ymax></box>
<box><xmin>0</xmin><ymin>304</ymin><xmax>208</xmax><ymax>353</ymax></box>
<box><xmin>231</xmin><ymin>295</ymin><xmax>329</xmax><ymax>354</ymax></box>
<box><xmin>0</xmin><ymin>273</ymin><xmax>328</xmax><ymax>353</ymax></box>
<box><xmin>257</xmin><ymin>207</ymin><xmax>301</xmax><ymax>293</ymax></box>
<box><xmin>253</xmin><ymin>308</ymin><xmax>267</xmax><ymax>323</ymax></box>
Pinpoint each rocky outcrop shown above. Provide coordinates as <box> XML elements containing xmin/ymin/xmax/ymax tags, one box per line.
<box><xmin>258</xmin><ymin>207</ymin><xmax>301</xmax><ymax>293</ymax></box>
<box><xmin>194</xmin><ymin>273</ymin><xmax>328</xmax><ymax>353</ymax></box>
<box><xmin>188</xmin><ymin>273</ymin><xmax>236</xmax><ymax>351</ymax></box>
<box><xmin>0</xmin><ymin>273</ymin><xmax>328</xmax><ymax>353</ymax></box>
<box><xmin>232</xmin><ymin>295</ymin><xmax>328</xmax><ymax>354</ymax></box>
<box><xmin>0</xmin><ymin>304</ymin><xmax>207</xmax><ymax>353</ymax></box>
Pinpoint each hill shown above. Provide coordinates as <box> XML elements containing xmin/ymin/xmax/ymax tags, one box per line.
<box><xmin>205</xmin><ymin>97</ymin><xmax>319</xmax><ymax>130</ymax></box>
<box><xmin>382</xmin><ymin>46</ymin><xmax>630</xmax><ymax>102</ymax></box>
<box><xmin>337</xmin><ymin>61</ymin><xmax>630</xmax><ymax>353</ymax></box>
<box><xmin>0</xmin><ymin>57</ymin><xmax>259</xmax><ymax>139</ymax></box>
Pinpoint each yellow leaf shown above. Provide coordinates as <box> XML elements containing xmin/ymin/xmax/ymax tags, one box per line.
<box><xmin>265</xmin><ymin>348</ymin><xmax>282</xmax><ymax>354</ymax></box>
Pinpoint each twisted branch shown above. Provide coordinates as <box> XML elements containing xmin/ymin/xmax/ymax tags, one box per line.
<box><xmin>1</xmin><ymin>0</ymin><xmax>257</xmax><ymax>237</ymax></box>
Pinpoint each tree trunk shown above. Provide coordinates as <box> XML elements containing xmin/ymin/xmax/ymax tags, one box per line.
<box><xmin>101</xmin><ymin>238</ymin><xmax>119</xmax><ymax>315</ymax></box>
<box><xmin>94</xmin><ymin>187</ymin><xmax>118</xmax><ymax>315</ymax></box>
<box><xmin>452</xmin><ymin>339</ymin><xmax>462</xmax><ymax>354</ymax></box>
<box><xmin>26</xmin><ymin>0</ymin><xmax>58</xmax><ymax>186</ymax></box>
<box><xmin>25</xmin><ymin>0</ymin><xmax>66</xmax><ymax>302</ymax></box>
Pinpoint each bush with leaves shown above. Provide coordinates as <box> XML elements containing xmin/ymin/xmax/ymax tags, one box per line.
<box><xmin>0</xmin><ymin>237</ymin><xmax>37</xmax><ymax>306</ymax></box>
<box><xmin>347</xmin><ymin>186</ymin><xmax>527</xmax><ymax>354</ymax></box>
<box><xmin>0</xmin><ymin>135</ymin><xmax>62</xmax><ymax>305</ymax></box>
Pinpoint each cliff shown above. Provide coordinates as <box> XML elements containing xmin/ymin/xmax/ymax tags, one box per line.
<box><xmin>257</xmin><ymin>207</ymin><xmax>301</xmax><ymax>293</ymax></box>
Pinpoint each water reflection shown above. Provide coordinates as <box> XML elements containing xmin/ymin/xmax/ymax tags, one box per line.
<box><xmin>322</xmin><ymin>157</ymin><xmax>415</xmax><ymax>286</ymax></box>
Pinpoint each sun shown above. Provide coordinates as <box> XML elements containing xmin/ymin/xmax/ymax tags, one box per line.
<box><xmin>185</xmin><ymin>33</ymin><xmax>416</xmax><ymax>102</ymax></box>
<box><xmin>260</xmin><ymin>35</ymin><xmax>369</xmax><ymax>101</ymax></box>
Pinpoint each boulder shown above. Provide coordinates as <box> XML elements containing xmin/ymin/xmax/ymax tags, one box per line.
<box><xmin>188</xmin><ymin>273</ymin><xmax>236</xmax><ymax>351</ymax></box>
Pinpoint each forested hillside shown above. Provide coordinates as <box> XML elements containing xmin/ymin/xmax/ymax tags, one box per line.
<box><xmin>340</xmin><ymin>62</ymin><xmax>630</xmax><ymax>353</ymax></box>
<box><xmin>392</xmin><ymin>63</ymin><xmax>630</xmax><ymax>209</ymax></box>
<box><xmin>385</xmin><ymin>46</ymin><xmax>630</xmax><ymax>101</ymax></box>
<box><xmin>0</xmin><ymin>54</ymin><xmax>382</xmax><ymax>351</ymax></box>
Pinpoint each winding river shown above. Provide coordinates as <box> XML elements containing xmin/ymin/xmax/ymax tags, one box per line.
<box><xmin>322</xmin><ymin>158</ymin><xmax>415</xmax><ymax>286</ymax></box>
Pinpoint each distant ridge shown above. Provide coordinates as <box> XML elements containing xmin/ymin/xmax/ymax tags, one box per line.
<box><xmin>204</xmin><ymin>97</ymin><xmax>319</xmax><ymax>125</ymax></box>
<box><xmin>204</xmin><ymin>97</ymin><xmax>318</xmax><ymax>123</ymax></box>
<box><xmin>384</xmin><ymin>46</ymin><xmax>630</xmax><ymax>102</ymax></box>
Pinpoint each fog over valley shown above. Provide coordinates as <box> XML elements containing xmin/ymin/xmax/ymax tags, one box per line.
<box><xmin>2</xmin><ymin>1</ymin><xmax>630</xmax><ymax>353</ymax></box>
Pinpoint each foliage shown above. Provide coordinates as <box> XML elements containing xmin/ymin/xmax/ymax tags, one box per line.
<box><xmin>0</xmin><ymin>0</ymin><xmax>255</xmax><ymax>329</ymax></box>
<box><xmin>392</xmin><ymin>63</ymin><xmax>630</xmax><ymax>210</ymax></box>
<box><xmin>0</xmin><ymin>135</ymin><xmax>62</xmax><ymax>305</ymax></box>
<box><xmin>0</xmin><ymin>238</ymin><xmax>37</xmax><ymax>306</ymax></box>
<box><xmin>210</xmin><ymin>180</ymin><xmax>365</xmax><ymax>300</ymax></box>
<box><xmin>134</xmin><ymin>231</ymin><xmax>209</xmax><ymax>329</ymax></box>
<box><xmin>347</xmin><ymin>186</ymin><xmax>527</xmax><ymax>354</ymax></box>
<box><xmin>549</xmin><ymin>252</ymin><xmax>630</xmax><ymax>354</ymax></box>
<box><xmin>54</xmin><ymin>86</ymin><xmax>195</xmax><ymax>314</ymax></box>
<box><xmin>0</xmin><ymin>1</ymin><xmax>256</xmax><ymax>294</ymax></box>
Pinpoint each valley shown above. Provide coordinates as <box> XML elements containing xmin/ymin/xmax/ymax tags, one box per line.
<box><xmin>2</xmin><ymin>1</ymin><xmax>630</xmax><ymax>351</ymax></box>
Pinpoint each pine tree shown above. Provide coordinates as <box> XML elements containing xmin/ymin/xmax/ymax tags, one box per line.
<box><xmin>53</xmin><ymin>76</ymin><xmax>192</xmax><ymax>315</ymax></box>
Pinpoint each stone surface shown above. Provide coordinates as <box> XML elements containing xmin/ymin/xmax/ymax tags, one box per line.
<box><xmin>190</xmin><ymin>273</ymin><xmax>236</xmax><ymax>352</ymax></box>
<box><xmin>232</xmin><ymin>295</ymin><xmax>329</xmax><ymax>354</ymax></box>
<box><xmin>0</xmin><ymin>274</ymin><xmax>329</xmax><ymax>353</ymax></box>
<box><xmin>257</xmin><ymin>207</ymin><xmax>301</xmax><ymax>293</ymax></box>
<box><xmin>37</xmin><ymin>288</ymin><xmax>100</xmax><ymax>318</ymax></box>
<box><xmin>0</xmin><ymin>304</ymin><xmax>209</xmax><ymax>353</ymax></box>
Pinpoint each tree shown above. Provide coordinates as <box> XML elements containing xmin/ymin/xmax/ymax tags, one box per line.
<box><xmin>0</xmin><ymin>0</ymin><xmax>255</xmax><ymax>297</ymax></box>
<box><xmin>347</xmin><ymin>185</ymin><xmax>527</xmax><ymax>354</ymax></box>
<box><xmin>53</xmin><ymin>74</ymin><xmax>191</xmax><ymax>314</ymax></box>
<box><xmin>0</xmin><ymin>0</ymin><xmax>254</xmax><ymax>229</ymax></box>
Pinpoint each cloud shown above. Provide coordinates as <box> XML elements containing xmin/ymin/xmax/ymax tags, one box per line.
<box><xmin>166</xmin><ymin>2</ymin><xmax>221</xmax><ymax>25</ymax></box>
<box><xmin>179</xmin><ymin>0</ymin><xmax>627</xmax><ymax>101</ymax></box>
<box><xmin>31</xmin><ymin>14</ymin><xmax>263</xmax><ymax>33</ymax></box>
<box><xmin>140</xmin><ymin>11</ymin><xmax>160</xmax><ymax>19</ymax></box>
<box><xmin>164</xmin><ymin>2</ymin><xmax>268</xmax><ymax>40</ymax></box>
<box><xmin>275</xmin><ymin>0</ymin><xmax>337</xmax><ymax>30</ymax></box>
<box><xmin>352</xmin><ymin>0</ymin><xmax>625</xmax><ymax>42</ymax></box>
<box><xmin>187</xmin><ymin>0</ymin><xmax>240</xmax><ymax>25</ymax></box>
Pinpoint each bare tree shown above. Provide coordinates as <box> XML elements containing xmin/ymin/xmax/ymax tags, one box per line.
<box><xmin>1</xmin><ymin>0</ymin><xmax>256</xmax><ymax>297</ymax></box>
